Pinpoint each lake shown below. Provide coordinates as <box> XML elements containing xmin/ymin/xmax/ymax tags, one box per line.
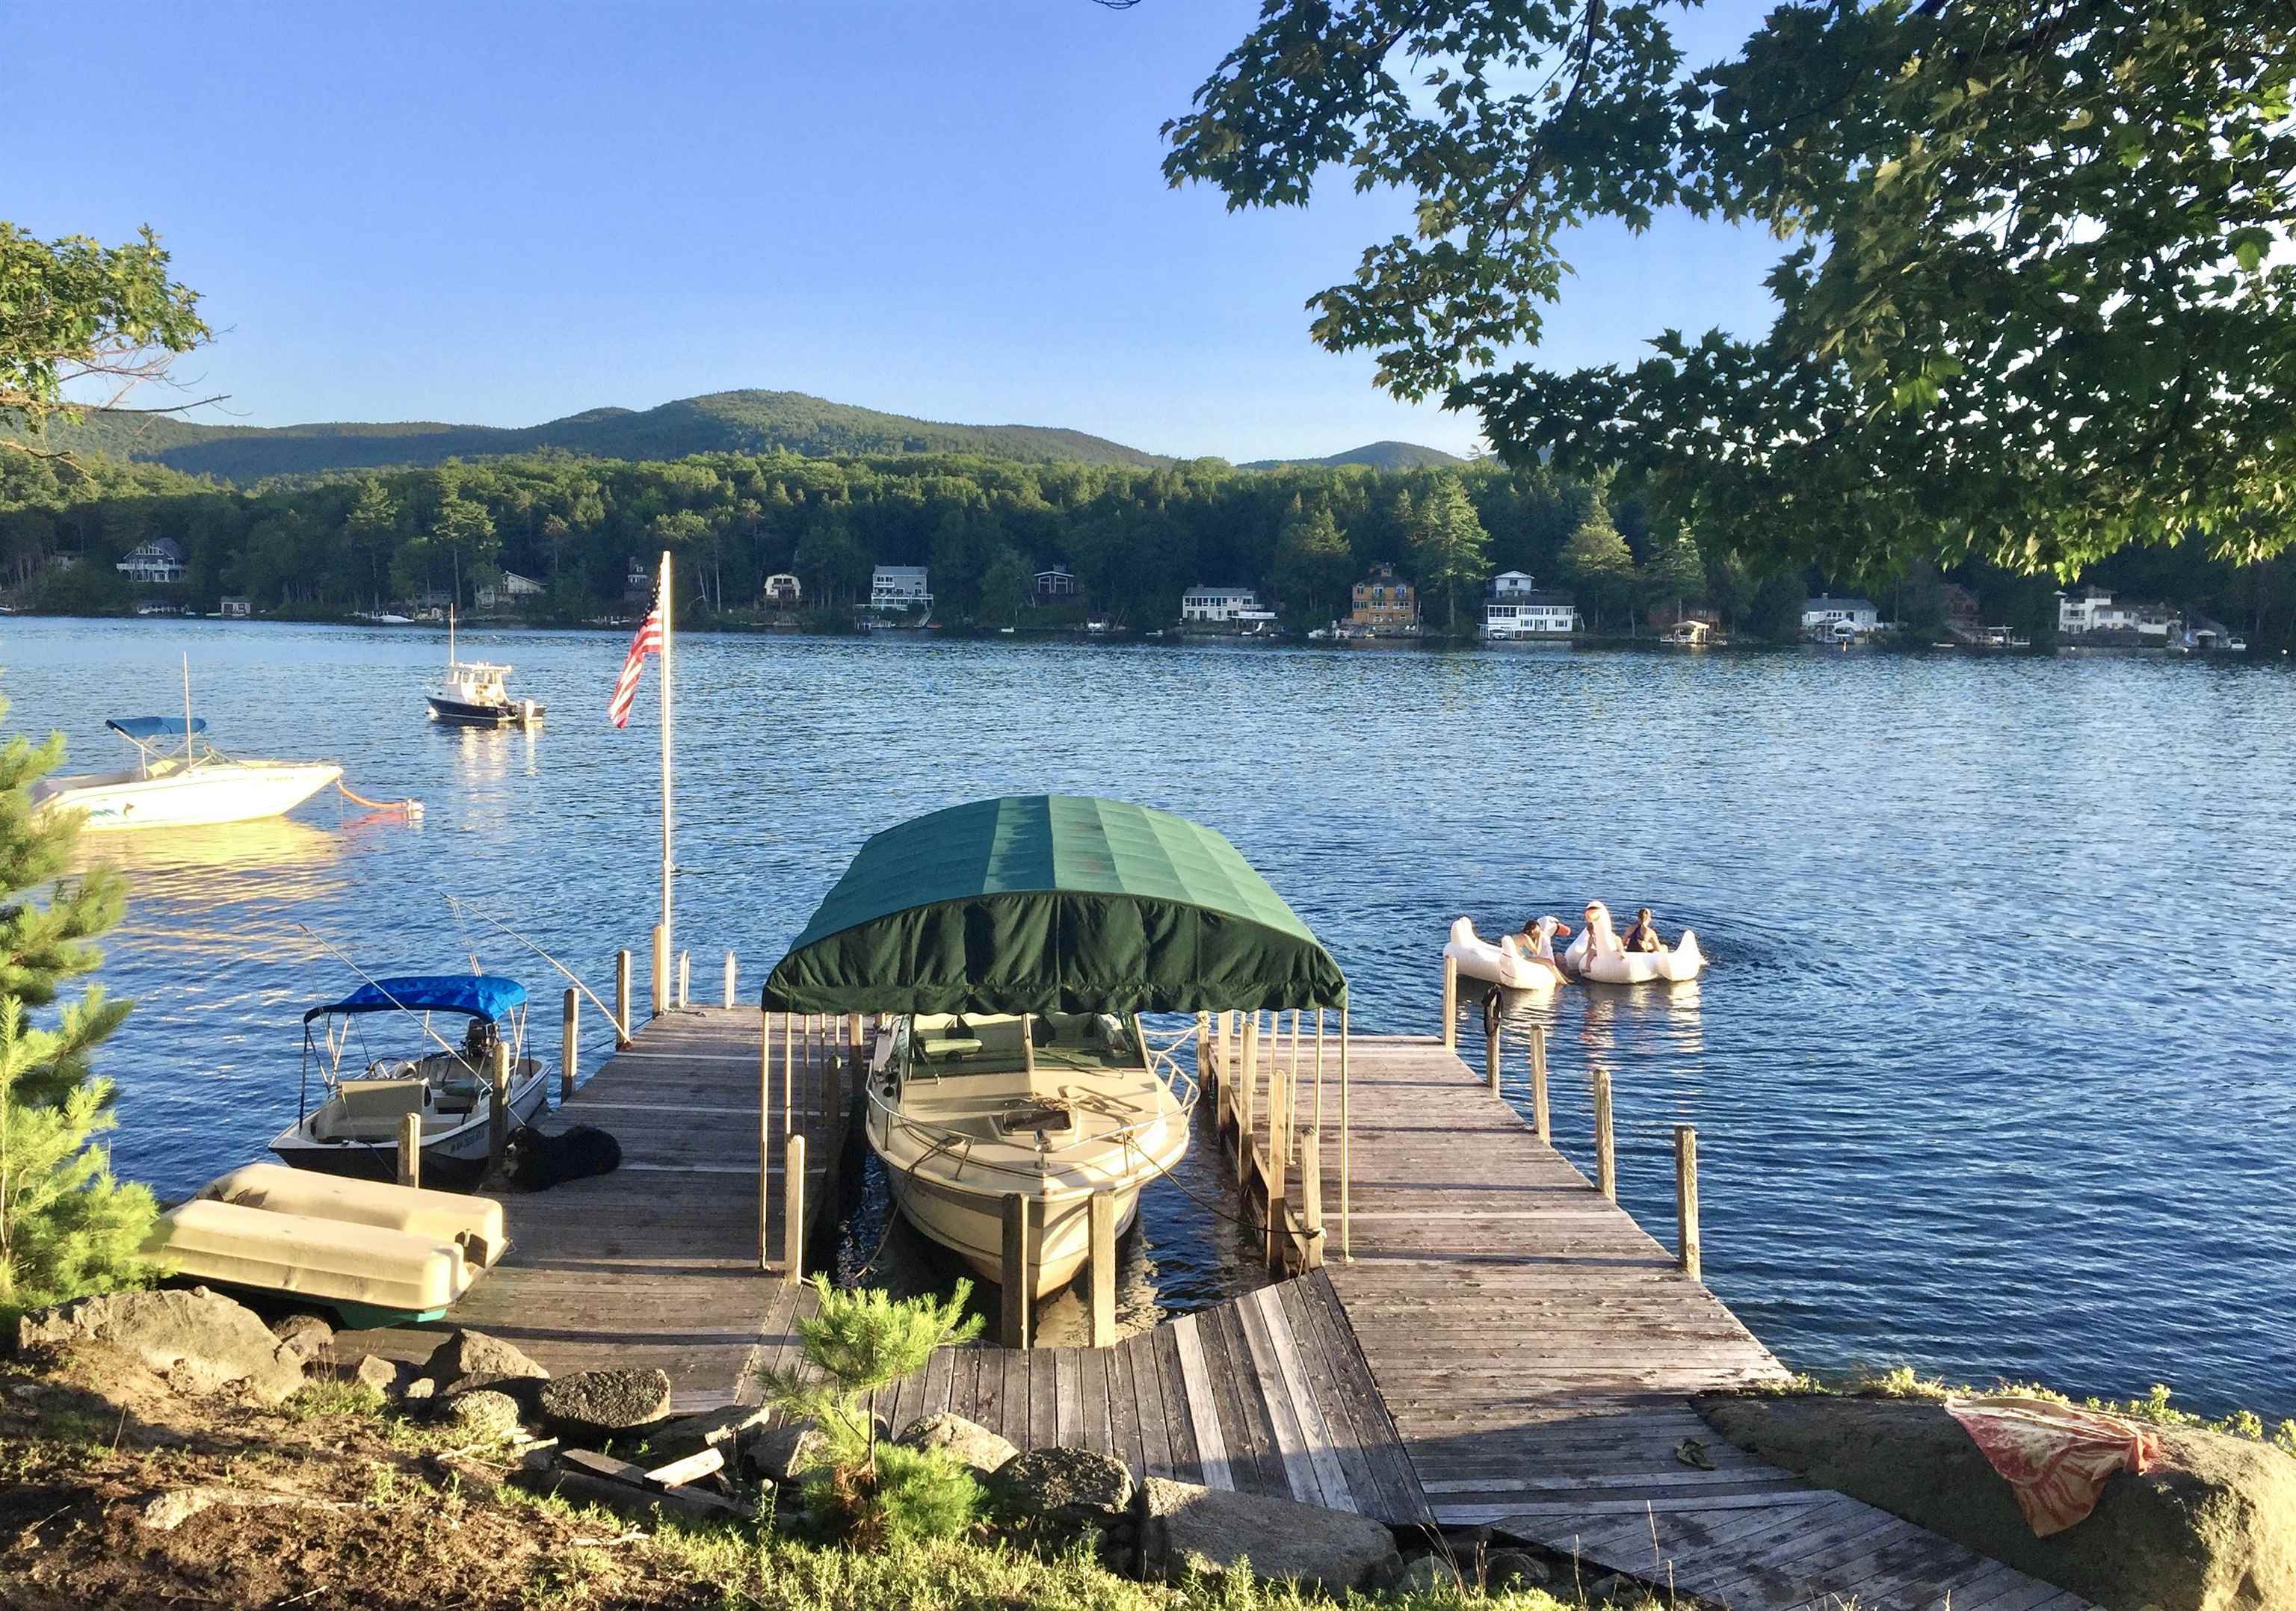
<box><xmin>7</xmin><ymin>616</ymin><xmax>2291</xmax><ymax>1415</ymax></box>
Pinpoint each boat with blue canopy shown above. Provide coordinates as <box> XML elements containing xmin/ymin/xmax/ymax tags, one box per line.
<box><xmin>32</xmin><ymin>702</ymin><xmax>342</xmax><ymax>832</ymax></box>
<box><xmin>270</xmin><ymin>973</ymin><xmax>549</xmax><ymax>1190</ymax></box>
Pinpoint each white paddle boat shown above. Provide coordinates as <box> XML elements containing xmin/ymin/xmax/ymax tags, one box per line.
<box><xmin>1445</xmin><ymin>915</ymin><xmax>1571</xmax><ymax>993</ymax></box>
<box><xmin>1564</xmin><ymin>901</ymin><xmax>1706</xmax><ymax>984</ymax></box>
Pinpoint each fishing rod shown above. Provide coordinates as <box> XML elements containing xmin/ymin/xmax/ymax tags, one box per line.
<box><xmin>439</xmin><ymin>894</ymin><xmax>631</xmax><ymax>1042</ymax></box>
<box><xmin>293</xmin><ymin>921</ymin><xmax>466</xmax><ymax>1063</ymax></box>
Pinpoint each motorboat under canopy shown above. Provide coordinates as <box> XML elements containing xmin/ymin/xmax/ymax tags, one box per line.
<box><xmin>306</xmin><ymin>974</ymin><xmax>528</xmax><ymax>1024</ymax></box>
<box><xmin>763</xmin><ymin>794</ymin><xmax>1345</xmax><ymax>1015</ymax></box>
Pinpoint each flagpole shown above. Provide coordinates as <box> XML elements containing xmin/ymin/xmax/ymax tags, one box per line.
<box><xmin>658</xmin><ymin>548</ymin><xmax>675</xmax><ymax>982</ymax></box>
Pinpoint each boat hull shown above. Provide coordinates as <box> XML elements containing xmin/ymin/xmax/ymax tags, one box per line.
<box><xmin>427</xmin><ymin>695</ymin><xmax>543</xmax><ymax>727</ymax></box>
<box><xmin>268</xmin><ymin>1074</ymin><xmax>551</xmax><ymax>1191</ymax></box>
<box><xmin>39</xmin><ymin>762</ymin><xmax>342</xmax><ymax>831</ymax></box>
<box><xmin>884</xmin><ymin>1162</ymin><xmax>1141</xmax><ymax>1297</ymax></box>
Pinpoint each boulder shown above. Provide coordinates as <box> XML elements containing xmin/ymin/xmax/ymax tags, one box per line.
<box><xmin>537</xmin><ymin>1368</ymin><xmax>672</xmax><ymax>1438</ymax></box>
<box><xmin>269</xmin><ymin>1314</ymin><xmax>334</xmax><ymax>1366</ymax></box>
<box><xmin>898</xmin><ymin>1411</ymin><xmax>1020</xmax><ymax>1475</ymax></box>
<box><xmin>342</xmin><ymin>1354</ymin><xmax>412</xmax><ymax>1399</ymax></box>
<box><xmin>442</xmin><ymin>1388</ymin><xmax>525</xmax><ymax>1444</ymax></box>
<box><xmin>1485</xmin><ymin>1549</ymin><xmax>1552</xmax><ymax>1591</ymax></box>
<box><xmin>17</xmin><ymin>1288</ymin><xmax>306</xmax><ymax>1406</ymax></box>
<box><xmin>745</xmin><ymin>1420</ymin><xmax>827</xmax><ymax>1485</ymax></box>
<box><xmin>1135</xmin><ymin>1477</ymin><xmax>1401</xmax><ymax>1591</ymax></box>
<box><xmin>993</xmin><ymin>1446</ymin><xmax>1133</xmax><ymax>1523</ymax></box>
<box><xmin>419</xmin><ymin>1329</ymin><xmax>547</xmax><ymax>1394</ymax></box>
<box><xmin>1697</xmin><ymin>1392</ymin><xmax>2296</xmax><ymax>1611</ymax></box>
<box><xmin>642</xmin><ymin>1403</ymin><xmax>771</xmax><ymax>1464</ymax></box>
<box><xmin>1393</xmin><ymin>1554</ymin><xmax>1459</xmax><ymax>1594</ymax></box>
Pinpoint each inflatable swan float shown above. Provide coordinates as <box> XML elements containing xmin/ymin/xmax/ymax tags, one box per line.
<box><xmin>1562</xmin><ymin>900</ymin><xmax>1706</xmax><ymax>984</ymax></box>
<box><xmin>1445</xmin><ymin>915</ymin><xmax>1570</xmax><ymax>994</ymax></box>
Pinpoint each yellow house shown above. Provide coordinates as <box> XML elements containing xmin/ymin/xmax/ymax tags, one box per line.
<box><xmin>1350</xmin><ymin>564</ymin><xmax>1418</xmax><ymax>630</ymax></box>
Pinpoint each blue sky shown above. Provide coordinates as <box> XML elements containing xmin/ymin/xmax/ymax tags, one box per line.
<box><xmin>9</xmin><ymin>2</ymin><xmax>1784</xmax><ymax>461</ymax></box>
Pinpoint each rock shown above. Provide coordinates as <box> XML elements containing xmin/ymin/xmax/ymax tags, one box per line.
<box><xmin>642</xmin><ymin>1403</ymin><xmax>770</xmax><ymax>1464</ymax></box>
<box><xmin>537</xmin><ymin>1368</ymin><xmax>672</xmax><ymax>1438</ymax></box>
<box><xmin>745</xmin><ymin>1420</ymin><xmax>827</xmax><ymax>1485</ymax></box>
<box><xmin>442</xmin><ymin>1388</ymin><xmax>525</xmax><ymax>1444</ymax></box>
<box><xmin>898</xmin><ymin>1411</ymin><xmax>1019</xmax><ymax>1475</ymax></box>
<box><xmin>140</xmin><ymin>1485</ymin><xmax>338</xmax><ymax>1532</ymax></box>
<box><xmin>269</xmin><ymin>1313</ymin><xmax>334</xmax><ymax>1366</ymax></box>
<box><xmin>402</xmin><ymin>1376</ymin><xmax>435</xmax><ymax>1404</ymax></box>
<box><xmin>1697</xmin><ymin>1392</ymin><xmax>2296</xmax><ymax>1611</ymax></box>
<box><xmin>1585</xmin><ymin>1571</ymin><xmax>1632</xmax><ymax>1603</ymax></box>
<box><xmin>17</xmin><ymin>1288</ymin><xmax>306</xmax><ymax>1406</ymax></box>
<box><xmin>343</xmin><ymin>1354</ymin><xmax>411</xmax><ymax>1399</ymax></box>
<box><xmin>1394</xmin><ymin>1553</ymin><xmax>1459</xmax><ymax>1594</ymax></box>
<box><xmin>1486</xmin><ymin>1549</ymin><xmax>1552</xmax><ymax>1590</ymax></box>
<box><xmin>419</xmin><ymin>1329</ymin><xmax>547</xmax><ymax>1394</ymax></box>
<box><xmin>1134</xmin><ymin>1476</ymin><xmax>1401</xmax><ymax>1591</ymax></box>
<box><xmin>993</xmin><ymin>1445</ymin><xmax>1133</xmax><ymax>1522</ymax></box>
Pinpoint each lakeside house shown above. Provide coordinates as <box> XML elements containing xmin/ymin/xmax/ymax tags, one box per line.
<box><xmin>1181</xmin><ymin>586</ymin><xmax>1261</xmax><ymax>623</ymax></box>
<box><xmin>869</xmin><ymin>565</ymin><xmax>932</xmax><ymax>613</ymax></box>
<box><xmin>2135</xmin><ymin>605</ymin><xmax>2177</xmax><ymax>639</ymax></box>
<box><xmin>1941</xmin><ymin>584</ymin><xmax>1982</xmax><ymax>637</ymax></box>
<box><xmin>1484</xmin><ymin>588</ymin><xmax>1578</xmax><ymax>639</ymax></box>
<box><xmin>115</xmin><ymin>538</ymin><xmax>187</xmax><ymax>584</ymax></box>
<box><xmin>1802</xmin><ymin>596</ymin><xmax>1878</xmax><ymax>637</ymax></box>
<box><xmin>1348</xmin><ymin>563</ymin><xmax>1418</xmax><ymax>631</ymax></box>
<box><xmin>1491</xmin><ymin>570</ymin><xmax>1540</xmax><ymax>599</ymax></box>
<box><xmin>1034</xmin><ymin>564</ymin><xmax>1077</xmax><ymax>601</ymax></box>
<box><xmin>2057</xmin><ymin>586</ymin><xmax>2138</xmax><ymax>634</ymax></box>
<box><xmin>475</xmin><ymin>570</ymin><xmax>543</xmax><ymax>610</ymax></box>
<box><xmin>219</xmin><ymin>596</ymin><xmax>252</xmax><ymax>618</ymax></box>
<box><xmin>762</xmin><ymin>572</ymin><xmax>802</xmax><ymax>607</ymax></box>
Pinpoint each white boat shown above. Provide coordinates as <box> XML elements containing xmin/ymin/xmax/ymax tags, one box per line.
<box><xmin>1563</xmin><ymin>901</ymin><xmax>1706</xmax><ymax>984</ymax></box>
<box><xmin>33</xmin><ymin>715</ymin><xmax>341</xmax><ymax>832</ymax></box>
<box><xmin>426</xmin><ymin>608</ymin><xmax>543</xmax><ymax>726</ymax></box>
<box><xmin>865</xmin><ymin>1011</ymin><xmax>1194</xmax><ymax>1296</ymax></box>
<box><xmin>271</xmin><ymin>974</ymin><xmax>551</xmax><ymax>1191</ymax></box>
<box><xmin>1444</xmin><ymin>915</ymin><xmax>1568</xmax><ymax>993</ymax></box>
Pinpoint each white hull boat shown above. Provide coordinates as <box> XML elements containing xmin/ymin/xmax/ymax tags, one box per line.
<box><xmin>1564</xmin><ymin>902</ymin><xmax>1706</xmax><ymax>983</ymax></box>
<box><xmin>32</xmin><ymin>714</ymin><xmax>339</xmax><ymax>832</ymax></box>
<box><xmin>865</xmin><ymin>1012</ymin><xmax>1193</xmax><ymax>1297</ymax></box>
<box><xmin>1444</xmin><ymin>915</ymin><xmax>1566</xmax><ymax>993</ymax></box>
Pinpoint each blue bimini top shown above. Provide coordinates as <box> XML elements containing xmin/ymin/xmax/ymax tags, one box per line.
<box><xmin>305</xmin><ymin>974</ymin><xmax>528</xmax><ymax>1024</ymax></box>
<box><xmin>108</xmin><ymin>717</ymin><xmax>208</xmax><ymax>740</ymax></box>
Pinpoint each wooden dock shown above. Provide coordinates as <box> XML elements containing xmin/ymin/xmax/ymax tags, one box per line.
<box><xmin>337</xmin><ymin>999</ymin><xmax>2093</xmax><ymax>1609</ymax></box>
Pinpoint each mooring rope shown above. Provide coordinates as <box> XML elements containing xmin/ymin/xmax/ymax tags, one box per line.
<box><xmin>337</xmin><ymin>778</ymin><xmax>424</xmax><ymax>815</ymax></box>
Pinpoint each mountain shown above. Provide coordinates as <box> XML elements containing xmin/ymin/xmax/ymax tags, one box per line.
<box><xmin>19</xmin><ymin>389</ymin><xmax>1170</xmax><ymax>481</ymax></box>
<box><xmin>1240</xmin><ymin>440</ymin><xmax>1466</xmax><ymax>472</ymax></box>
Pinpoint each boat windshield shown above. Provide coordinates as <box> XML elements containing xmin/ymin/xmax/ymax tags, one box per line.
<box><xmin>901</xmin><ymin>1012</ymin><xmax>1141</xmax><ymax>1078</ymax></box>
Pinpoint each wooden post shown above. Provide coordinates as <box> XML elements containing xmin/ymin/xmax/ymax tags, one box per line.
<box><xmin>783</xmin><ymin>1012</ymin><xmax>794</xmax><ymax>1135</ymax></box>
<box><xmin>1530</xmin><ymin>1026</ymin><xmax>1550</xmax><ymax>1141</ymax></box>
<box><xmin>1299</xmin><ymin>1128</ymin><xmax>1323</xmax><ymax>1271</ymax></box>
<box><xmin>488</xmin><ymin>1041</ymin><xmax>512</xmax><ymax>1168</ymax></box>
<box><xmin>1593</xmin><ymin>1068</ymin><xmax>1616</xmax><ymax>1202</ymax></box>
<box><xmin>782</xmin><ymin>1132</ymin><xmax>806</xmax><ymax>1279</ymax></box>
<box><xmin>650</xmin><ymin>924</ymin><xmax>668</xmax><ymax>1017</ymax></box>
<box><xmin>614</xmin><ymin>949</ymin><xmax>633</xmax><ymax>1048</ymax></box>
<box><xmin>396</xmin><ymin>1110</ymin><xmax>421</xmax><ymax>1189</ymax></box>
<box><xmin>1675</xmin><ymin>1125</ymin><xmax>1702</xmax><ymax>1281</ymax></box>
<box><xmin>1088</xmin><ymin>1190</ymin><xmax>1117</xmax><ymax>1349</ymax></box>
<box><xmin>1215</xmin><ymin>1012</ymin><xmax>1232</xmax><ymax>1099</ymax></box>
<box><xmin>1485</xmin><ymin>1009</ymin><xmax>1503</xmax><ymax>1098</ymax></box>
<box><xmin>999</xmin><ymin>1194</ymin><xmax>1032</xmax><ymax>1350</ymax></box>
<box><xmin>1264</xmin><ymin>1115</ymin><xmax>1287</xmax><ymax>1275</ymax></box>
<box><xmin>1237</xmin><ymin>1014</ymin><xmax>1258</xmax><ymax>1176</ymax></box>
<box><xmin>1441</xmin><ymin>953</ymin><xmax>1458</xmax><ymax>1050</ymax></box>
<box><xmin>1339</xmin><ymin>1003</ymin><xmax>1351</xmax><ymax>1261</ymax></box>
<box><xmin>560</xmin><ymin>986</ymin><xmax>578</xmax><ymax>1101</ymax></box>
<box><xmin>759</xmin><ymin>1008</ymin><xmax>773</xmax><ymax>1270</ymax></box>
<box><xmin>1194</xmin><ymin>1012</ymin><xmax>1210</xmax><ymax>1095</ymax></box>
<box><xmin>677</xmin><ymin>948</ymin><xmax>691</xmax><ymax>1009</ymax></box>
<box><xmin>723</xmin><ymin>950</ymin><xmax>737</xmax><ymax>1009</ymax></box>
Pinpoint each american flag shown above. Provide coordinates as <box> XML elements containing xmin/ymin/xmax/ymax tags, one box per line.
<box><xmin>606</xmin><ymin>592</ymin><xmax>663</xmax><ymax>729</ymax></box>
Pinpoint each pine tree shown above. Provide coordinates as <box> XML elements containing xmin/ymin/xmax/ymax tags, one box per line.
<box><xmin>0</xmin><ymin>705</ymin><xmax>155</xmax><ymax>1320</ymax></box>
<box><xmin>1273</xmin><ymin>498</ymin><xmax>1353</xmax><ymax>625</ymax></box>
<box><xmin>1410</xmin><ymin>472</ymin><xmax>1493</xmax><ymax>631</ymax></box>
<box><xmin>1558</xmin><ymin>477</ymin><xmax>1636</xmax><ymax>632</ymax></box>
<box><xmin>1645</xmin><ymin>522</ymin><xmax>1706</xmax><ymax>628</ymax></box>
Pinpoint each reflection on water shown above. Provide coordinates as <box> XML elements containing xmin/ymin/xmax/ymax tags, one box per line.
<box><xmin>7</xmin><ymin>618</ymin><xmax>2295</xmax><ymax>1415</ymax></box>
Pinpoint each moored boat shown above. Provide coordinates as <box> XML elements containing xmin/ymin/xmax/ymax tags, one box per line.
<box><xmin>271</xmin><ymin>974</ymin><xmax>551</xmax><ymax>1190</ymax></box>
<box><xmin>425</xmin><ymin>608</ymin><xmax>543</xmax><ymax>726</ymax></box>
<box><xmin>32</xmin><ymin>715</ymin><xmax>341</xmax><ymax>832</ymax></box>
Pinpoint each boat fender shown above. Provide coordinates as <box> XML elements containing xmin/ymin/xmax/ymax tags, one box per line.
<box><xmin>504</xmin><ymin>1124</ymin><xmax>623</xmax><ymax>1191</ymax></box>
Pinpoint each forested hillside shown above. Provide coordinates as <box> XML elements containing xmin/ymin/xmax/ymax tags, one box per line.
<box><xmin>10</xmin><ymin>391</ymin><xmax>1169</xmax><ymax>481</ymax></box>
<box><xmin>1241</xmin><ymin>441</ymin><xmax>1465</xmax><ymax>471</ymax></box>
<box><xmin>3</xmin><ymin>445</ymin><xmax>2286</xmax><ymax>647</ymax></box>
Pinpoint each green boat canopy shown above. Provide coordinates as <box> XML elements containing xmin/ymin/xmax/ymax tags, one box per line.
<box><xmin>762</xmin><ymin>796</ymin><xmax>1346</xmax><ymax>1016</ymax></box>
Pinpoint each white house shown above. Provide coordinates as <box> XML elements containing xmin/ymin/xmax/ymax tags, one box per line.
<box><xmin>1181</xmin><ymin>587</ymin><xmax>1261</xmax><ymax>623</ymax></box>
<box><xmin>220</xmin><ymin>596</ymin><xmax>252</xmax><ymax>618</ymax></box>
<box><xmin>2058</xmin><ymin>586</ymin><xmax>2141</xmax><ymax>634</ymax></box>
<box><xmin>1491</xmin><ymin>570</ymin><xmax>1540</xmax><ymax>599</ymax></box>
<box><xmin>762</xmin><ymin>572</ymin><xmax>802</xmax><ymax>607</ymax></box>
<box><xmin>1802</xmin><ymin>596</ymin><xmax>1879</xmax><ymax>634</ymax></box>
<box><xmin>476</xmin><ymin>570</ymin><xmax>543</xmax><ymax>610</ymax></box>
<box><xmin>1484</xmin><ymin>592</ymin><xmax>1578</xmax><ymax>639</ymax></box>
<box><xmin>1034</xmin><ymin>564</ymin><xmax>1077</xmax><ymax>600</ymax></box>
<box><xmin>870</xmin><ymin>565</ymin><xmax>932</xmax><ymax>613</ymax></box>
<box><xmin>115</xmin><ymin>538</ymin><xmax>186</xmax><ymax>584</ymax></box>
<box><xmin>2134</xmin><ymin>605</ymin><xmax>2177</xmax><ymax>639</ymax></box>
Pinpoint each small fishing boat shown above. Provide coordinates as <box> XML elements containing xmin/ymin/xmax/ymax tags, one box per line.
<box><xmin>1444</xmin><ymin>915</ymin><xmax>1568</xmax><ymax>993</ymax></box>
<box><xmin>33</xmin><ymin>715</ymin><xmax>341</xmax><ymax>832</ymax></box>
<box><xmin>271</xmin><ymin>974</ymin><xmax>551</xmax><ymax>1190</ymax></box>
<box><xmin>1563</xmin><ymin>901</ymin><xmax>1706</xmax><ymax>984</ymax></box>
<box><xmin>425</xmin><ymin>610</ymin><xmax>543</xmax><ymax>726</ymax></box>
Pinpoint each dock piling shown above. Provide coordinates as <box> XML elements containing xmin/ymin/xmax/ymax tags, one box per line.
<box><xmin>488</xmin><ymin>1041</ymin><xmax>512</xmax><ymax>1168</ymax></box>
<box><xmin>614</xmin><ymin>950</ymin><xmax>633</xmax><ymax>1048</ymax></box>
<box><xmin>782</xmin><ymin>1131</ymin><xmax>806</xmax><ymax>1279</ymax></box>
<box><xmin>1484</xmin><ymin>1002</ymin><xmax>1502</xmax><ymax>1098</ymax></box>
<box><xmin>677</xmin><ymin>949</ymin><xmax>691</xmax><ymax>1008</ymax></box>
<box><xmin>397</xmin><ymin>1111</ymin><xmax>421</xmax><ymax>1189</ymax></box>
<box><xmin>1300</xmin><ymin>1128</ymin><xmax>1324</xmax><ymax>1271</ymax></box>
<box><xmin>999</xmin><ymin>1194</ymin><xmax>1033</xmax><ymax>1350</ymax></box>
<box><xmin>1530</xmin><ymin>1026</ymin><xmax>1549</xmax><ymax>1141</ymax></box>
<box><xmin>1593</xmin><ymin>1068</ymin><xmax>1616</xmax><ymax>1202</ymax></box>
<box><xmin>1264</xmin><ymin>1115</ymin><xmax>1288</xmax><ymax>1274</ymax></box>
<box><xmin>1088</xmin><ymin>1191</ymin><xmax>1117</xmax><ymax>1349</ymax></box>
<box><xmin>561</xmin><ymin>987</ymin><xmax>578</xmax><ymax>1101</ymax></box>
<box><xmin>758</xmin><ymin>1008</ymin><xmax>773</xmax><ymax>1270</ymax></box>
<box><xmin>1441</xmin><ymin>954</ymin><xmax>1458</xmax><ymax>1051</ymax></box>
<box><xmin>1675</xmin><ymin>1124</ymin><xmax>1702</xmax><ymax>1281</ymax></box>
<box><xmin>650</xmin><ymin>925</ymin><xmax>668</xmax><ymax>1017</ymax></box>
<box><xmin>723</xmin><ymin>950</ymin><xmax>737</xmax><ymax>1009</ymax></box>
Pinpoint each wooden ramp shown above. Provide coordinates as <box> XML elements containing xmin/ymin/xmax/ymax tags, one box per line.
<box><xmin>1297</xmin><ymin>1034</ymin><xmax>2095</xmax><ymax>1611</ymax></box>
<box><xmin>341</xmin><ymin>1007</ymin><xmax>847</xmax><ymax>1410</ymax></box>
